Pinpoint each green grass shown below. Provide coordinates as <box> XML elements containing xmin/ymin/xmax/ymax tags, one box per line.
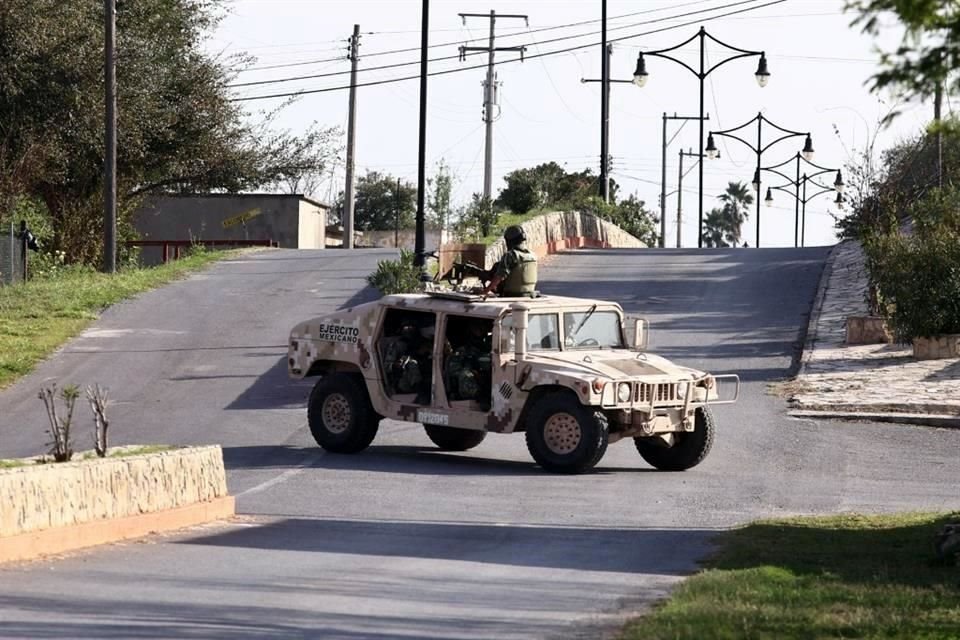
<box><xmin>0</xmin><ymin>249</ymin><xmax>240</xmax><ymax>389</ymax></box>
<box><xmin>620</xmin><ymin>513</ymin><xmax>960</xmax><ymax>640</ymax></box>
<box><xmin>104</xmin><ymin>444</ymin><xmax>175</xmax><ymax>458</ymax></box>
<box><xmin>0</xmin><ymin>445</ymin><xmax>178</xmax><ymax>469</ymax></box>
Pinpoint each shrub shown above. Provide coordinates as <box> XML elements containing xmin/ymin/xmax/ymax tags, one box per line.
<box><xmin>863</xmin><ymin>187</ymin><xmax>960</xmax><ymax>341</ymax></box>
<box><xmin>38</xmin><ymin>383</ymin><xmax>80</xmax><ymax>462</ymax></box>
<box><xmin>367</xmin><ymin>249</ymin><xmax>423</xmax><ymax>295</ymax></box>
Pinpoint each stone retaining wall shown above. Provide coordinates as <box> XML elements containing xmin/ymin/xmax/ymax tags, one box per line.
<box><xmin>484</xmin><ymin>211</ymin><xmax>645</xmax><ymax>267</ymax></box>
<box><xmin>0</xmin><ymin>445</ymin><xmax>228</xmax><ymax>538</ymax></box>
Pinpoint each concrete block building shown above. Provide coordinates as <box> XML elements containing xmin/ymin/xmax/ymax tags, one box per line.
<box><xmin>133</xmin><ymin>194</ymin><xmax>329</xmax><ymax>264</ymax></box>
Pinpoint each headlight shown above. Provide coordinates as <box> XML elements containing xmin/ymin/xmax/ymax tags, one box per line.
<box><xmin>676</xmin><ymin>381</ymin><xmax>689</xmax><ymax>399</ymax></box>
<box><xmin>617</xmin><ymin>382</ymin><xmax>632</xmax><ymax>403</ymax></box>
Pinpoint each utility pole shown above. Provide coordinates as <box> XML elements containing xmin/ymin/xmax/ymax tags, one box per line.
<box><xmin>103</xmin><ymin>0</ymin><xmax>117</xmax><ymax>273</ymax></box>
<box><xmin>676</xmin><ymin>149</ymin><xmax>684</xmax><ymax>249</ymax></box>
<box><xmin>415</xmin><ymin>2</ymin><xmax>429</xmax><ymax>268</ymax></box>
<box><xmin>660</xmin><ymin>113</ymin><xmax>707</xmax><ymax>248</ymax></box>
<box><xmin>458</xmin><ymin>10</ymin><xmax>528</xmax><ymax>202</ymax></box>
<box><xmin>678</xmin><ymin>148</ymin><xmax>709</xmax><ymax>248</ymax></box>
<box><xmin>600</xmin><ymin>0</ymin><xmax>609</xmax><ymax>202</ymax></box>
<box><xmin>394</xmin><ymin>177</ymin><xmax>401</xmax><ymax>248</ymax></box>
<box><xmin>342</xmin><ymin>24</ymin><xmax>361</xmax><ymax>250</ymax></box>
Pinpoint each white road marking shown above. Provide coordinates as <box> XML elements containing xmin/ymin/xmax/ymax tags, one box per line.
<box><xmin>237</xmin><ymin>451</ymin><xmax>325</xmax><ymax>497</ymax></box>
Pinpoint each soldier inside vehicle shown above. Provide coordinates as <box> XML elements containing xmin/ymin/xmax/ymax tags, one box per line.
<box><xmin>442</xmin><ymin>315</ymin><xmax>494</xmax><ymax>411</ymax></box>
<box><xmin>379</xmin><ymin>308</ymin><xmax>436</xmax><ymax>404</ymax></box>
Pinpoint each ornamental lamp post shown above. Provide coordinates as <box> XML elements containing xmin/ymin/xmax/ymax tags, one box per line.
<box><xmin>708</xmin><ymin>112</ymin><xmax>813</xmax><ymax>247</ymax></box>
<box><xmin>631</xmin><ymin>27</ymin><xmax>768</xmax><ymax>248</ymax></box>
<box><xmin>762</xmin><ymin>152</ymin><xmax>843</xmax><ymax>247</ymax></box>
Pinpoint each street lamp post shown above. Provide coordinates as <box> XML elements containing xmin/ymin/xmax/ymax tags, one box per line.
<box><xmin>706</xmin><ymin>112</ymin><xmax>813</xmax><ymax>247</ymax></box>
<box><xmin>760</xmin><ymin>152</ymin><xmax>843</xmax><ymax>247</ymax></box>
<box><xmin>632</xmin><ymin>26</ymin><xmax>768</xmax><ymax>248</ymax></box>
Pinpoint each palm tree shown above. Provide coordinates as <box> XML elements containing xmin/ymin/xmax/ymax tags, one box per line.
<box><xmin>701</xmin><ymin>208</ymin><xmax>730</xmax><ymax>247</ymax></box>
<box><xmin>717</xmin><ymin>181</ymin><xmax>753</xmax><ymax>246</ymax></box>
<box><xmin>701</xmin><ymin>182</ymin><xmax>753</xmax><ymax>248</ymax></box>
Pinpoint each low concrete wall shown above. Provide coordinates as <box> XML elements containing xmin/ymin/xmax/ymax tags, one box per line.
<box><xmin>914</xmin><ymin>335</ymin><xmax>960</xmax><ymax>360</ymax></box>
<box><xmin>1</xmin><ymin>446</ymin><xmax>229</xmax><ymax>538</ymax></box>
<box><xmin>483</xmin><ymin>211</ymin><xmax>645</xmax><ymax>268</ymax></box>
<box><xmin>355</xmin><ymin>228</ymin><xmax>451</xmax><ymax>251</ymax></box>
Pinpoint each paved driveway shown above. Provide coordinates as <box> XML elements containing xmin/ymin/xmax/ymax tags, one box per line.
<box><xmin>1</xmin><ymin>246</ymin><xmax>957</xmax><ymax>639</ymax></box>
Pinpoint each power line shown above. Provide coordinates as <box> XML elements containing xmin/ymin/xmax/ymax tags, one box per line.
<box><xmin>232</xmin><ymin>0</ymin><xmax>716</xmax><ymax>74</ymax></box>
<box><xmin>230</xmin><ymin>0</ymin><xmax>789</xmax><ymax>102</ymax></box>
<box><xmin>228</xmin><ymin>0</ymin><xmax>770</xmax><ymax>88</ymax></box>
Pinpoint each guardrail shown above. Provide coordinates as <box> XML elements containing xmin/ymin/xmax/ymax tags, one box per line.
<box><xmin>124</xmin><ymin>239</ymin><xmax>278</xmax><ymax>263</ymax></box>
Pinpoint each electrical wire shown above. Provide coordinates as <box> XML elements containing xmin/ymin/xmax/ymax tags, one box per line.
<box><xmin>227</xmin><ymin>0</ymin><xmax>776</xmax><ymax>88</ymax></box>
<box><xmin>231</xmin><ymin>0</ymin><xmax>789</xmax><ymax>101</ymax></box>
<box><xmin>232</xmin><ymin>0</ymin><xmax>720</xmax><ymax>74</ymax></box>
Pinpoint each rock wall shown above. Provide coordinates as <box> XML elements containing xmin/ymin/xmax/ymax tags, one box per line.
<box><xmin>0</xmin><ymin>446</ymin><xmax>228</xmax><ymax>537</ymax></box>
<box><xmin>484</xmin><ymin>211</ymin><xmax>645</xmax><ymax>267</ymax></box>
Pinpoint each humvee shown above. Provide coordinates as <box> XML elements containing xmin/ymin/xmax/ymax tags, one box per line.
<box><xmin>288</xmin><ymin>291</ymin><xmax>738</xmax><ymax>474</ymax></box>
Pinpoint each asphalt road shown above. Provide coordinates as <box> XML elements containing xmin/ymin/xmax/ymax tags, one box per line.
<box><xmin>1</xmin><ymin>247</ymin><xmax>958</xmax><ymax>639</ymax></box>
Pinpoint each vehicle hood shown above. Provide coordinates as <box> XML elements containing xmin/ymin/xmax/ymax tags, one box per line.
<box><xmin>522</xmin><ymin>349</ymin><xmax>702</xmax><ymax>381</ymax></box>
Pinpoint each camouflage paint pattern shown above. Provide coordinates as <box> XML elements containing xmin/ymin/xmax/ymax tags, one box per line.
<box><xmin>289</xmin><ymin>292</ymin><xmax>737</xmax><ymax>436</ymax></box>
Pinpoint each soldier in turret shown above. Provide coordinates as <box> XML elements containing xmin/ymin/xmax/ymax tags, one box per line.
<box><xmin>483</xmin><ymin>225</ymin><xmax>538</xmax><ymax>297</ymax></box>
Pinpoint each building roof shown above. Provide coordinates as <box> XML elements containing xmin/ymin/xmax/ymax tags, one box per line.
<box><xmin>147</xmin><ymin>193</ymin><xmax>331</xmax><ymax>210</ymax></box>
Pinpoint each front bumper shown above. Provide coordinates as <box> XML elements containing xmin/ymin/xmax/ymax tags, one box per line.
<box><xmin>598</xmin><ymin>373</ymin><xmax>740</xmax><ymax>411</ymax></box>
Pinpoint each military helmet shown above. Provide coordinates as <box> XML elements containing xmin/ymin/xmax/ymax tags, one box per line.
<box><xmin>504</xmin><ymin>225</ymin><xmax>526</xmax><ymax>244</ymax></box>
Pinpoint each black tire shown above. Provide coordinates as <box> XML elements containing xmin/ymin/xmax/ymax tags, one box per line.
<box><xmin>307</xmin><ymin>373</ymin><xmax>379</xmax><ymax>454</ymax></box>
<box><xmin>524</xmin><ymin>392</ymin><xmax>609</xmax><ymax>474</ymax></box>
<box><xmin>635</xmin><ymin>406</ymin><xmax>715</xmax><ymax>471</ymax></box>
<box><xmin>424</xmin><ymin>425</ymin><xmax>487</xmax><ymax>451</ymax></box>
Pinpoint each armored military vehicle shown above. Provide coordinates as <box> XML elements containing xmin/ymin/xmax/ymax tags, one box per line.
<box><xmin>288</xmin><ymin>291</ymin><xmax>738</xmax><ymax>474</ymax></box>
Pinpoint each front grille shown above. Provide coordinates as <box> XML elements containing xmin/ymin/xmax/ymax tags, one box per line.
<box><xmin>635</xmin><ymin>383</ymin><xmax>679</xmax><ymax>405</ymax></box>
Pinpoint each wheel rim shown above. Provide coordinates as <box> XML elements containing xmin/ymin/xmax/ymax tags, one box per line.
<box><xmin>321</xmin><ymin>393</ymin><xmax>352</xmax><ymax>434</ymax></box>
<box><xmin>543</xmin><ymin>412</ymin><xmax>582</xmax><ymax>455</ymax></box>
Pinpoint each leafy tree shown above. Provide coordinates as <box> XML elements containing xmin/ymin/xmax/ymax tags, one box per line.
<box><xmin>575</xmin><ymin>195</ymin><xmax>659</xmax><ymax>247</ymax></box>
<box><xmin>836</xmin><ymin>116</ymin><xmax>960</xmax><ymax>239</ymax></box>
<box><xmin>0</xmin><ymin>0</ymin><xmax>340</xmax><ymax>264</ymax></box>
<box><xmin>846</xmin><ymin>0</ymin><xmax>960</xmax><ymax>113</ymax></box>
<box><xmin>427</xmin><ymin>160</ymin><xmax>453</xmax><ymax>229</ymax></box>
<box><xmin>337</xmin><ymin>171</ymin><xmax>416</xmax><ymax>231</ymax></box>
<box><xmin>464</xmin><ymin>193</ymin><xmax>498</xmax><ymax>238</ymax></box>
<box><xmin>495</xmin><ymin>162</ymin><xmax>618</xmax><ymax>213</ymax></box>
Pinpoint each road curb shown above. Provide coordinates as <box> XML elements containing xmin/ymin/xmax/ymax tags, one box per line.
<box><xmin>0</xmin><ymin>496</ymin><xmax>235</xmax><ymax>565</ymax></box>
<box><xmin>797</xmin><ymin>241</ymin><xmax>844</xmax><ymax>377</ymax></box>
<box><xmin>789</xmin><ymin>409</ymin><xmax>960</xmax><ymax>429</ymax></box>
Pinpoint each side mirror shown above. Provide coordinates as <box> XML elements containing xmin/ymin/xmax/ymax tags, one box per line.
<box><xmin>627</xmin><ymin>317</ymin><xmax>649</xmax><ymax>350</ymax></box>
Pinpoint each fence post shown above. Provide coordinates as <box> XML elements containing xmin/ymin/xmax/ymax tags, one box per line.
<box><xmin>19</xmin><ymin>220</ymin><xmax>28</xmax><ymax>281</ymax></box>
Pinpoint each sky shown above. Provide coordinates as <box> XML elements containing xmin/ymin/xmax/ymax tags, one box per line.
<box><xmin>208</xmin><ymin>0</ymin><xmax>935</xmax><ymax>248</ymax></box>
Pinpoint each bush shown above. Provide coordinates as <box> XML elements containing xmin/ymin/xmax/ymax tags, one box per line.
<box><xmin>366</xmin><ymin>249</ymin><xmax>423</xmax><ymax>295</ymax></box>
<box><xmin>863</xmin><ymin>187</ymin><xmax>960</xmax><ymax>341</ymax></box>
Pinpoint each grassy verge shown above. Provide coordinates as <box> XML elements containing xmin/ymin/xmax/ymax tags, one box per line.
<box><xmin>0</xmin><ymin>249</ymin><xmax>240</xmax><ymax>389</ymax></box>
<box><xmin>0</xmin><ymin>445</ymin><xmax>177</xmax><ymax>469</ymax></box>
<box><xmin>620</xmin><ymin>513</ymin><xmax>960</xmax><ymax>639</ymax></box>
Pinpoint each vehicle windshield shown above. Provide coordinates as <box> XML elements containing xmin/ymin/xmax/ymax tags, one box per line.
<box><xmin>563</xmin><ymin>310</ymin><xmax>623</xmax><ymax>349</ymax></box>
